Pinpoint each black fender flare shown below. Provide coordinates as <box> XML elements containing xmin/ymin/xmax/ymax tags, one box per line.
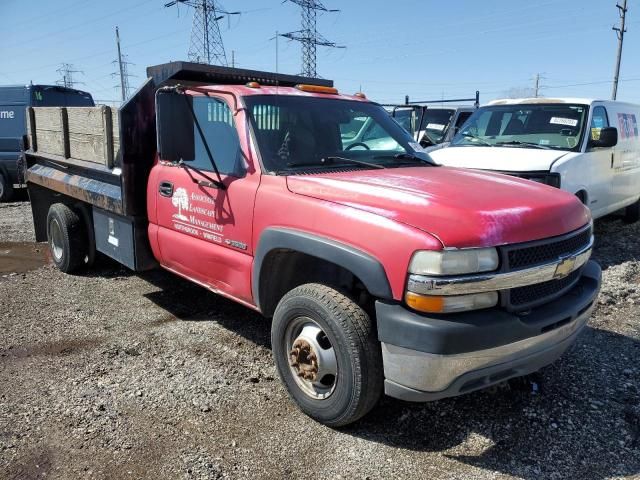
<box><xmin>253</xmin><ymin>228</ymin><xmax>393</xmax><ymax>311</ymax></box>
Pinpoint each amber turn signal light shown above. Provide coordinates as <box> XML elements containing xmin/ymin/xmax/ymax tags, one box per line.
<box><xmin>295</xmin><ymin>84</ymin><xmax>339</xmax><ymax>94</ymax></box>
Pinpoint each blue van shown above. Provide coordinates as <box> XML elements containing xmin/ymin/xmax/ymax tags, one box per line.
<box><xmin>0</xmin><ymin>84</ymin><xmax>94</xmax><ymax>201</ymax></box>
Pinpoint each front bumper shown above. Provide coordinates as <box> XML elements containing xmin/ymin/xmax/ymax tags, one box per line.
<box><xmin>377</xmin><ymin>260</ymin><xmax>601</xmax><ymax>402</ymax></box>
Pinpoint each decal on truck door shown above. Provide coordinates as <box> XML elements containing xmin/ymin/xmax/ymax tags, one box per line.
<box><xmin>617</xmin><ymin>113</ymin><xmax>638</xmax><ymax>139</ymax></box>
<box><xmin>171</xmin><ymin>187</ymin><xmax>225</xmax><ymax>244</ymax></box>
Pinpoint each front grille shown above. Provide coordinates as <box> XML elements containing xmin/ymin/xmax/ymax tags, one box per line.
<box><xmin>509</xmin><ymin>269</ymin><xmax>581</xmax><ymax>308</ymax></box>
<box><xmin>507</xmin><ymin>226</ymin><xmax>591</xmax><ymax>270</ymax></box>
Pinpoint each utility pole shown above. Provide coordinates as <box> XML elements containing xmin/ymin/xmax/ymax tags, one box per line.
<box><xmin>281</xmin><ymin>0</ymin><xmax>344</xmax><ymax>77</ymax></box>
<box><xmin>56</xmin><ymin>63</ymin><xmax>83</xmax><ymax>88</ymax></box>
<box><xmin>165</xmin><ymin>0</ymin><xmax>240</xmax><ymax>65</ymax></box>
<box><xmin>533</xmin><ymin>73</ymin><xmax>546</xmax><ymax>97</ymax></box>
<box><xmin>115</xmin><ymin>27</ymin><xmax>126</xmax><ymax>102</ymax></box>
<box><xmin>112</xmin><ymin>27</ymin><xmax>135</xmax><ymax>102</ymax></box>
<box><xmin>612</xmin><ymin>0</ymin><xmax>628</xmax><ymax>100</ymax></box>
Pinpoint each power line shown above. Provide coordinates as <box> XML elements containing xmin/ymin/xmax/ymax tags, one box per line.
<box><xmin>612</xmin><ymin>0</ymin><xmax>628</xmax><ymax>100</ymax></box>
<box><xmin>165</xmin><ymin>0</ymin><xmax>240</xmax><ymax>65</ymax></box>
<box><xmin>281</xmin><ymin>1</ymin><xmax>344</xmax><ymax>77</ymax></box>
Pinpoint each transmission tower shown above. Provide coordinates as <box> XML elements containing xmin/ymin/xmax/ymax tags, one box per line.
<box><xmin>165</xmin><ymin>0</ymin><xmax>240</xmax><ymax>65</ymax></box>
<box><xmin>281</xmin><ymin>0</ymin><xmax>344</xmax><ymax>77</ymax></box>
<box><xmin>56</xmin><ymin>63</ymin><xmax>83</xmax><ymax>88</ymax></box>
<box><xmin>111</xmin><ymin>56</ymin><xmax>135</xmax><ymax>101</ymax></box>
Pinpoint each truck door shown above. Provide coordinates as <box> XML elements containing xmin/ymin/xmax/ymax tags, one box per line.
<box><xmin>610</xmin><ymin>106</ymin><xmax>640</xmax><ymax>209</ymax></box>
<box><xmin>582</xmin><ymin>105</ymin><xmax>615</xmax><ymax>217</ymax></box>
<box><xmin>152</xmin><ymin>94</ymin><xmax>259</xmax><ymax>305</ymax></box>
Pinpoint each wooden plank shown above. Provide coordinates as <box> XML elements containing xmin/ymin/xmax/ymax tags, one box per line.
<box><xmin>68</xmin><ymin>132</ymin><xmax>108</xmax><ymax>165</ymax></box>
<box><xmin>35</xmin><ymin>129</ymin><xmax>65</xmax><ymax>156</ymax></box>
<box><xmin>112</xmin><ymin>108</ymin><xmax>121</xmax><ymax>167</ymax></box>
<box><xmin>103</xmin><ymin>107</ymin><xmax>114</xmax><ymax>168</ymax></box>
<box><xmin>33</xmin><ymin>107</ymin><xmax>64</xmax><ymax>131</ymax></box>
<box><xmin>26</xmin><ymin>107</ymin><xmax>37</xmax><ymax>151</ymax></box>
<box><xmin>61</xmin><ymin>108</ymin><xmax>70</xmax><ymax>158</ymax></box>
<box><xmin>67</xmin><ymin>107</ymin><xmax>107</xmax><ymax>135</ymax></box>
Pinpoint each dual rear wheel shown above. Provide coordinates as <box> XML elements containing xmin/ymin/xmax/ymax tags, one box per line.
<box><xmin>46</xmin><ymin>203</ymin><xmax>92</xmax><ymax>273</ymax></box>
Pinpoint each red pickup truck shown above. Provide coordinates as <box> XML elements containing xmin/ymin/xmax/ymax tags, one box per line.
<box><xmin>25</xmin><ymin>62</ymin><xmax>601</xmax><ymax>426</ymax></box>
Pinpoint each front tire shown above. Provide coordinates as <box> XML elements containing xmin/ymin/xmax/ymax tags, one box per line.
<box><xmin>624</xmin><ymin>198</ymin><xmax>640</xmax><ymax>224</ymax></box>
<box><xmin>271</xmin><ymin>283</ymin><xmax>383</xmax><ymax>427</ymax></box>
<box><xmin>0</xmin><ymin>171</ymin><xmax>13</xmax><ymax>202</ymax></box>
<box><xmin>46</xmin><ymin>203</ymin><xmax>89</xmax><ymax>273</ymax></box>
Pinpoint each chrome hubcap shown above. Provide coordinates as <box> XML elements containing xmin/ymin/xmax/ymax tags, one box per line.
<box><xmin>50</xmin><ymin>219</ymin><xmax>64</xmax><ymax>261</ymax></box>
<box><xmin>286</xmin><ymin>317</ymin><xmax>338</xmax><ymax>400</ymax></box>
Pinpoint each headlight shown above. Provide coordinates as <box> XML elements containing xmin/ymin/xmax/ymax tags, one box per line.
<box><xmin>405</xmin><ymin>291</ymin><xmax>498</xmax><ymax>313</ymax></box>
<box><xmin>521</xmin><ymin>172</ymin><xmax>561</xmax><ymax>188</ymax></box>
<box><xmin>408</xmin><ymin>248</ymin><xmax>499</xmax><ymax>276</ymax></box>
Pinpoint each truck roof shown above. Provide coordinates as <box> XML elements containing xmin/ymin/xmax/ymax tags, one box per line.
<box><xmin>487</xmin><ymin>97</ymin><xmax>640</xmax><ymax>107</ymax></box>
<box><xmin>147</xmin><ymin>61</ymin><xmax>333</xmax><ymax>89</ymax></box>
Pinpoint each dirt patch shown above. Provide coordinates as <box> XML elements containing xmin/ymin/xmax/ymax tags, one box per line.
<box><xmin>0</xmin><ymin>337</ymin><xmax>103</xmax><ymax>360</ymax></box>
<box><xmin>0</xmin><ymin>242</ymin><xmax>48</xmax><ymax>275</ymax></box>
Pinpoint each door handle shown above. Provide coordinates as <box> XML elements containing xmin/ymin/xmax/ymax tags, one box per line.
<box><xmin>159</xmin><ymin>181</ymin><xmax>174</xmax><ymax>197</ymax></box>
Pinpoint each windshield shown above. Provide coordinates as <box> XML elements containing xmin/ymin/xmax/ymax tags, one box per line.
<box><xmin>451</xmin><ymin>103</ymin><xmax>588</xmax><ymax>151</ymax></box>
<box><xmin>391</xmin><ymin>108</ymin><xmax>415</xmax><ymax>134</ymax></box>
<box><xmin>31</xmin><ymin>86</ymin><xmax>94</xmax><ymax>107</ymax></box>
<box><xmin>244</xmin><ymin>95</ymin><xmax>432</xmax><ymax>173</ymax></box>
<box><xmin>419</xmin><ymin>109</ymin><xmax>455</xmax><ymax>144</ymax></box>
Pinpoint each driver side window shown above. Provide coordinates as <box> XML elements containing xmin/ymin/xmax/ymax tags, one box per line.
<box><xmin>590</xmin><ymin>106</ymin><xmax>609</xmax><ymax>141</ymax></box>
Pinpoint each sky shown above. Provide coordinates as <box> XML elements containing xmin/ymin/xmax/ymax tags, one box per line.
<box><xmin>1</xmin><ymin>0</ymin><xmax>640</xmax><ymax>106</ymax></box>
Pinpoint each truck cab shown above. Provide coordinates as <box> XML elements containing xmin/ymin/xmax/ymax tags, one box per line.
<box><xmin>428</xmin><ymin>98</ymin><xmax>640</xmax><ymax>222</ymax></box>
<box><xmin>25</xmin><ymin>64</ymin><xmax>601</xmax><ymax>426</ymax></box>
<box><xmin>0</xmin><ymin>84</ymin><xmax>94</xmax><ymax>201</ymax></box>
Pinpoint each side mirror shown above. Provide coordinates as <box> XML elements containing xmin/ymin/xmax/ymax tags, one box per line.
<box><xmin>156</xmin><ymin>90</ymin><xmax>195</xmax><ymax>162</ymax></box>
<box><xmin>590</xmin><ymin>126</ymin><xmax>618</xmax><ymax>148</ymax></box>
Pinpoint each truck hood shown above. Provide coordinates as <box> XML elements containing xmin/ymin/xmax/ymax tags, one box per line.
<box><xmin>286</xmin><ymin>166</ymin><xmax>589</xmax><ymax>248</ymax></box>
<box><xmin>428</xmin><ymin>146</ymin><xmax>570</xmax><ymax>172</ymax></box>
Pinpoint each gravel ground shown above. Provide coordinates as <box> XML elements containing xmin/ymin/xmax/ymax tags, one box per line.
<box><xmin>0</xmin><ymin>200</ymin><xmax>639</xmax><ymax>480</ymax></box>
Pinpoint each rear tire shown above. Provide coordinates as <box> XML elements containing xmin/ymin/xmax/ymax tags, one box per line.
<box><xmin>624</xmin><ymin>198</ymin><xmax>640</xmax><ymax>224</ymax></box>
<box><xmin>46</xmin><ymin>203</ymin><xmax>89</xmax><ymax>273</ymax></box>
<box><xmin>0</xmin><ymin>171</ymin><xmax>13</xmax><ymax>202</ymax></box>
<box><xmin>271</xmin><ymin>283</ymin><xmax>383</xmax><ymax>427</ymax></box>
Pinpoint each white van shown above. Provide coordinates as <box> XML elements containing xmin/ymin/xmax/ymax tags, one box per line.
<box><xmin>428</xmin><ymin>98</ymin><xmax>640</xmax><ymax>221</ymax></box>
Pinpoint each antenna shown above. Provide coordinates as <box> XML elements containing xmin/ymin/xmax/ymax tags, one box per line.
<box><xmin>281</xmin><ymin>0</ymin><xmax>344</xmax><ymax>77</ymax></box>
<box><xmin>56</xmin><ymin>63</ymin><xmax>84</xmax><ymax>88</ymax></box>
<box><xmin>165</xmin><ymin>0</ymin><xmax>240</xmax><ymax>65</ymax></box>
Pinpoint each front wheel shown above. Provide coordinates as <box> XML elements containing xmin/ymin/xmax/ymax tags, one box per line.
<box><xmin>271</xmin><ymin>283</ymin><xmax>383</xmax><ymax>427</ymax></box>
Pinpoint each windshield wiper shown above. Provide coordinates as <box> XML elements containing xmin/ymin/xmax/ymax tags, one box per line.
<box><xmin>495</xmin><ymin>140</ymin><xmax>551</xmax><ymax>150</ymax></box>
<box><xmin>459</xmin><ymin>132</ymin><xmax>493</xmax><ymax>146</ymax></box>
<box><xmin>287</xmin><ymin>156</ymin><xmax>384</xmax><ymax>170</ymax></box>
<box><xmin>373</xmin><ymin>152</ymin><xmax>435</xmax><ymax>165</ymax></box>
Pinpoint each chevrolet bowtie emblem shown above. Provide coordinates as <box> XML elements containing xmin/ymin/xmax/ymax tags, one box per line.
<box><xmin>554</xmin><ymin>256</ymin><xmax>576</xmax><ymax>279</ymax></box>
